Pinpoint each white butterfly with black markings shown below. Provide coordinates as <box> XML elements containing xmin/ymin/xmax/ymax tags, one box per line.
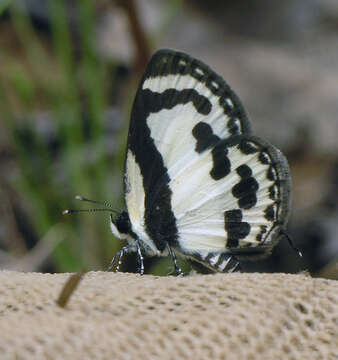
<box><xmin>65</xmin><ymin>49</ymin><xmax>300</xmax><ymax>274</ymax></box>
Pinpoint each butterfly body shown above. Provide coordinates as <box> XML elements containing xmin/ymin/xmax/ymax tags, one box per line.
<box><xmin>109</xmin><ymin>49</ymin><xmax>291</xmax><ymax>273</ymax></box>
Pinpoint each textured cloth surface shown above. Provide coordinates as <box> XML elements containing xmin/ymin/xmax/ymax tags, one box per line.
<box><xmin>0</xmin><ymin>271</ymin><xmax>337</xmax><ymax>360</ymax></box>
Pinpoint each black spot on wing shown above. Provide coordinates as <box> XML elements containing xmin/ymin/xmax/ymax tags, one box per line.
<box><xmin>232</xmin><ymin>165</ymin><xmax>259</xmax><ymax>210</ymax></box>
<box><xmin>224</xmin><ymin>209</ymin><xmax>250</xmax><ymax>248</ymax></box>
<box><xmin>236</xmin><ymin>164</ymin><xmax>252</xmax><ymax>178</ymax></box>
<box><xmin>192</xmin><ymin>122</ymin><xmax>220</xmax><ymax>153</ymax></box>
<box><xmin>267</xmin><ymin>165</ymin><xmax>278</xmax><ymax>181</ymax></box>
<box><xmin>227</xmin><ymin>118</ymin><xmax>240</xmax><ymax>135</ymax></box>
<box><xmin>265</xmin><ymin>204</ymin><xmax>275</xmax><ymax>221</ymax></box>
<box><xmin>239</xmin><ymin>139</ymin><xmax>259</xmax><ymax>154</ymax></box>
<box><xmin>256</xmin><ymin>225</ymin><xmax>267</xmax><ymax>242</ymax></box>
<box><xmin>210</xmin><ymin>142</ymin><xmax>231</xmax><ymax>180</ymax></box>
<box><xmin>225</xmin><ymin>209</ymin><xmax>242</xmax><ymax>222</ymax></box>
<box><xmin>219</xmin><ymin>94</ymin><xmax>237</xmax><ymax>117</ymax></box>
<box><xmin>206</xmin><ymin>76</ymin><xmax>222</xmax><ymax>96</ymax></box>
<box><xmin>192</xmin><ymin>121</ymin><xmax>231</xmax><ymax>180</ymax></box>
<box><xmin>259</xmin><ymin>151</ymin><xmax>271</xmax><ymax>165</ymax></box>
<box><xmin>269</xmin><ymin>184</ymin><xmax>277</xmax><ymax>200</ymax></box>
<box><xmin>191</xmin><ymin>122</ymin><xmax>231</xmax><ymax>180</ymax></box>
<box><xmin>238</xmin><ymin>193</ymin><xmax>258</xmax><ymax>210</ymax></box>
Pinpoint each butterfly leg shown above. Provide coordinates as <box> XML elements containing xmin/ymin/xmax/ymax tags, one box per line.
<box><xmin>135</xmin><ymin>240</ymin><xmax>144</xmax><ymax>275</ymax></box>
<box><xmin>107</xmin><ymin>245</ymin><xmax>133</xmax><ymax>272</ymax></box>
<box><xmin>280</xmin><ymin>229</ymin><xmax>303</xmax><ymax>258</ymax></box>
<box><xmin>167</xmin><ymin>244</ymin><xmax>183</xmax><ymax>276</ymax></box>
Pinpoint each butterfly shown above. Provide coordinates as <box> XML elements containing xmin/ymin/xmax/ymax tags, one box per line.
<box><xmin>65</xmin><ymin>49</ymin><xmax>299</xmax><ymax>274</ymax></box>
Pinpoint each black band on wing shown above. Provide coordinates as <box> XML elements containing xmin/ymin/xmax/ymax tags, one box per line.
<box><xmin>144</xmin><ymin>49</ymin><xmax>252</xmax><ymax>136</ymax></box>
<box><xmin>128</xmin><ymin>88</ymin><xmax>211</xmax><ymax>251</ymax></box>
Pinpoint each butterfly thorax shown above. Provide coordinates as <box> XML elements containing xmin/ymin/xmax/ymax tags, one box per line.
<box><xmin>111</xmin><ymin>211</ymin><xmax>165</xmax><ymax>256</ymax></box>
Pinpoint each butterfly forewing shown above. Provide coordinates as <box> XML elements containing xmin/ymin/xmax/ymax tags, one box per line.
<box><xmin>124</xmin><ymin>49</ymin><xmax>291</xmax><ymax>271</ymax></box>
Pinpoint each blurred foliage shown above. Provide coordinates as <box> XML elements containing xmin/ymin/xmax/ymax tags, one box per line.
<box><xmin>0</xmin><ymin>0</ymin><xmax>188</xmax><ymax>276</ymax></box>
<box><xmin>0</xmin><ymin>0</ymin><xmax>125</xmax><ymax>272</ymax></box>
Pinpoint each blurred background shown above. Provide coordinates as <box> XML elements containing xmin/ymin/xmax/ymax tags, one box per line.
<box><xmin>0</xmin><ymin>0</ymin><xmax>337</xmax><ymax>278</ymax></box>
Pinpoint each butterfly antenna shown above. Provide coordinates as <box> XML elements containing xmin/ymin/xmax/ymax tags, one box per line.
<box><xmin>62</xmin><ymin>208</ymin><xmax>116</xmax><ymax>215</ymax></box>
<box><xmin>281</xmin><ymin>230</ymin><xmax>303</xmax><ymax>258</ymax></box>
<box><xmin>74</xmin><ymin>195</ymin><xmax>120</xmax><ymax>213</ymax></box>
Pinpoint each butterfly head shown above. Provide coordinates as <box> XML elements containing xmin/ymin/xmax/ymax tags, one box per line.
<box><xmin>110</xmin><ymin>211</ymin><xmax>132</xmax><ymax>240</ymax></box>
<box><xmin>63</xmin><ymin>195</ymin><xmax>133</xmax><ymax>242</ymax></box>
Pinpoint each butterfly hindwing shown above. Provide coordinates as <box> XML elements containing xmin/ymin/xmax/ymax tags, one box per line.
<box><xmin>172</xmin><ymin>135</ymin><xmax>291</xmax><ymax>269</ymax></box>
<box><xmin>124</xmin><ymin>49</ymin><xmax>291</xmax><ymax>272</ymax></box>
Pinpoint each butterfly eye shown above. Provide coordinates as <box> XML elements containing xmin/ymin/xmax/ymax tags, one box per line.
<box><xmin>115</xmin><ymin>212</ymin><xmax>132</xmax><ymax>234</ymax></box>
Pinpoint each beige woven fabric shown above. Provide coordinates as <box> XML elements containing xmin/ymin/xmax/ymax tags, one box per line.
<box><xmin>0</xmin><ymin>271</ymin><xmax>337</xmax><ymax>360</ymax></box>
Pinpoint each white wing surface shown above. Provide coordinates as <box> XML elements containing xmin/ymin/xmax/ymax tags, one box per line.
<box><xmin>125</xmin><ymin>49</ymin><xmax>291</xmax><ymax>271</ymax></box>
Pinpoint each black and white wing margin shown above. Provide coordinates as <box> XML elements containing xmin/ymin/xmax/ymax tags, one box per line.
<box><xmin>124</xmin><ymin>49</ymin><xmax>291</xmax><ymax>272</ymax></box>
